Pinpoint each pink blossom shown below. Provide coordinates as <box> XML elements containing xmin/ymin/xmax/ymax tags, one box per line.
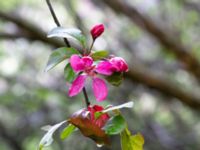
<box><xmin>96</xmin><ymin>57</ymin><xmax>129</xmax><ymax>75</ymax></box>
<box><xmin>110</xmin><ymin>57</ymin><xmax>128</xmax><ymax>72</ymax></box>
<box><xmin>95</xmin><ymin>61</ymin><xmax>114</xmax><ymax>75</ymax></box>
<box><xmin>68</xmin><ymin>54</ymin><xmax>109</xmax><ymax>101</ymax></box>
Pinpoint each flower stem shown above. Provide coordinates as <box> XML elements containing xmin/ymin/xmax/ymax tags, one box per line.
<box><xmin>89</xmin><ymin>39</ymin><xmax>95</xmax><ymax>53</ymax></box>
<box><xmin>46</xmin><ymin>0</ymin><xmax>90</xmax><ymax>107</ymax></box>
<box><xmin>82</xmin><ymin>87</ymin><xmax>90</xmax><ymax>107</ymax></box>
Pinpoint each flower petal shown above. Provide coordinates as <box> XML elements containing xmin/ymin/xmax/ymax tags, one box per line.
<box><xmin>68</xmin><ymin>75</ymin><xmax>87</xmax><ymax>97</ymax></box>
<box><xmin>82</xmin><ymin>56</ymin><xmax>93</xmax><ymax>67</ymax></box>
<box><xmin>110</xmin><ymin>57</ymin><xmax>128</xmax><ymax>72</ymax></box>
<box><xmin>92</xmin><ymin>77</ymin><xmax>108</xmax><ymax>101</ymax></box>
<box><xmin>95</xmin><ymin>61</ymin><xmax>114</xmax><ymax>75</ymax></box>
<box><xmin>70</xmin><ymin>55</ymin><xmax>85</xmax><ymax>72</ymax></box>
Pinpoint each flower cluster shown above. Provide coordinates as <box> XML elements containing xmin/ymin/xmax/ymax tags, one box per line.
<box><xmin>68</xmin><ymin>24</ymin><xmax>128</xmax><ymax>102</ymax></box>
<box><xmin>68</xmin><ymin>54</ymin><xmax>128</xmax><ymax>101</ymax></box>
<box><xmin>40</xmin><ymin>10</ymin><xmax>144</xmax><ymax>150</ymax></box>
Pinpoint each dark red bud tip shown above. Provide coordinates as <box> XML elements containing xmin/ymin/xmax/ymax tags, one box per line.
<box><xmin>90</xmin><ymin>24</ymin><xmax>104</xmax><ymax>40</ymax></box>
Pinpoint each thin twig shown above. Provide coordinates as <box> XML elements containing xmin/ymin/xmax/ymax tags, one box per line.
<box><xmin>89</xmin><ymin>39</ymin><xmax>95</xmax><ymax>53</ymax></box>
<box><xmin>83</xmin><ymin>88</ymin><xmax>90</xmax><ymax>106</ymax></box>
<box><xmin>46</xmin><ymin>0</ymin><xmax>90</xmax><ymax>107</ymax></box>
<box><xmin>46</xmin><ymin>0</ymin><xmax>70</xmax><ymax>47</ymax></box>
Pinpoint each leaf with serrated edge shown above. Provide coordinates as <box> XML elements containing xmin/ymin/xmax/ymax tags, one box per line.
<box><xmin>60</xmin><ymin>124</ymin><xmax>76</xmax><ymax>140</ymax></box>
<box><xmin>121</xmin><ymin>127</ymin><xmax>144</xmax><ymax>150</ymax></box>
<box><xmin>45</xmin><ymin>47</ymin><xmax>79</xmax><ymax>72</ymax></box>
<box><xmin>38</xmin><ymin>121</ymin><xmax>66</xmax><ymax>150</ymax></box>
<box><xmin>131</xmin><ymin>133</ymin><xmax>144</xmax><ymax>150</ymax></box>
<box><xmin>103</xmin><ymin>115</ymin><xmax>126</xmax><ymax>135</ymax></box>
<box><xmin>47</xmin><ymin>27</ymin><xmax>86</xmax><ymax>47</ymax></box>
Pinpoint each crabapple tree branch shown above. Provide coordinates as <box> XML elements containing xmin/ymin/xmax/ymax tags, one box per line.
<box><xmin>45</xmin><ymin>0</ymin><xmax>90</xmax><ymax>107</ymax></box>
<box><xmin>0</xmin><ymin>10</ymin><xmax>200</xmax><ymax>110</ymax></box>
<box><xmin>99</xmin><ymin>0</ymin><xmax>200</xmax><ymax>83</ymax></box>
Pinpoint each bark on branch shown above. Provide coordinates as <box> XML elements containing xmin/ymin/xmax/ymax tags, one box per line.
<box><xmin>0</xmin><ymin>10</ymin><xmax>200</xmax><ymax>110</ymax></box>
<box><xmin>126</xmin><ymin>64</ymin><xmax>200</xmax><ymax>110</ymax></box>
<box><xmin>0</xmin><ymin>121</ymin><xmax>24</xmax><ymax>150</ymax></box>
<box><xmin>100</xmin><ymin>0</ymin><xmax>200</xmax><ymax>82</ymax></box>
<box><xmin>0</xmin><ymin>10</ymin><xmax>63</xmax><ymax>47</ymax></box>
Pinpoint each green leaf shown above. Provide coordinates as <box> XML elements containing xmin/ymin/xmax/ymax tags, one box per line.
<box><xmin>38</xmin><ymin>121</ymin><xmax>66</xmax><ymax>150</ymax></box>
<box><xmin>121</xmin><ymin>127</ymin><xmax>144</xmax><ymax>150</ymax></box>
<box><xmin>64</xmin><ymin>63</ymin><xmax>76</xmax><ymax>82</ymax></box>
<box><xmin>131</xmin><ymin>133</ymin><xmax>144</xmax><ymax>150</ymax></box>
<box><xmin>47</xmin><ymin>27</ymin><xmax>86</xmax><ymax>47</ymax></box>
<box><xmin>45</xmin><ymin>47</ymin><xmax>79</xmax><ymax>72</ymax></box>
<box><xmin>103</xmin><ymin>115</ymin><xmax>126</xmax><ymax>135</ymax></box>
<box><xmin>60</xmin><ymin>124</ymin><xmax>76</xmax><ymax>140</ymax></box>
<box><xmin>91</xmin><ymin>50</ymin><xmax>109</xmax><ymax>60</ymax></box>
<box><xmin>106</xmin><ymin>72</ymin><xmax>123</xmax><ymax>86</ymax></box>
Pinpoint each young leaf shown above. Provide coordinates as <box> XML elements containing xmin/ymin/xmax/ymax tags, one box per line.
<box><xmin>60</xmin><ymin>124</ymin><xmax>76</xmax><ymax>140</ymax></box>
<box><xmin>45</xmin><ymin>47</ymin><xmax>79</xmax><ymax>72</ymax></box>
<box><xmin>120</xmin><ymin>127</ymin><xmax>144</xmax><ymax>150</ymax></box>
<box><xmin>47</xmin><ymin>27</ymin><xmax>86</xmax><ymax>47</ymax></box>
<box><xmin>69</xmin><ymin>109</ymin><xmax>110</xmax><ymax>146</ymax></box>
<box><xmin>131</xmin><ymin>133</ymin><xmax>145</xmax><ymax>150</ymax></box>
<box><xmin>64</xmin><ymin>63</ymin><xmax>76</xmax><ymax>82</ymax></box>
<box><xmin>102</xmin><ymin>101</ymin><xmax>134</xmax><ymax>113</ymax></box>
<box><xmin>106</xmin><ymin>72</ymin><xmax>123</xmax><ymax>86</ymax></box>
<box><xmin>39</xmin><ymin>121</ymin><xmax>66</xmax><ymax>150</ymax></box>
<box><xmin>103</xmin><ymin>115</ymin><xmax>126</xmax><ymax>135</ymax></box>
<box><xmin>91</xmin><ymin>50</ymin><xmax>109</xmax><ymax>60</ymax></box>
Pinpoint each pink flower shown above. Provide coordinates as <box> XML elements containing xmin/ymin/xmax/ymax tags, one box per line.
<box><xmin>96</xmin><ymin>57</ymin><xmax>129</xmax><ymax>75</ymax></box>
<box><xmin>110</xmin><ymin>57</ymin><xmax>128</xmax><ymax>72</ymax></box>
<box><xmin>68</xmin><ymin>55</ymin><xmax>110</xmax><ymax>101</ymax></box>
<box><xmin>90</xmin><ymin>24</ymin><xmax>104</xmax><ymax>40</ymax></box>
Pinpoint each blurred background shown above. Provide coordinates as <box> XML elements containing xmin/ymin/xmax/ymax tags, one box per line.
<box><xmin>0</xmin><ymin>0</ymin><xmax>200</xmax><ymax>150</ymax></box>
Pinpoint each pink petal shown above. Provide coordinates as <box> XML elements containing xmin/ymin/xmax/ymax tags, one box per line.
<box><xmin>70</xmin><ymin>55</ymin><xmax>85</xmax><ymax>72</ymax></box>
<box><xmin>95</xmin><ymin>61</ymin><xmax>114</xmax><ymax>75</ymax></box>
<box><xmin>92</xmin><ymin>77</ymin><xmax>108</xmax><ymax>101</ymax></box>
<box><xmin>110</xmin><ymin>57</ymin><xmax>128</xmax><ymax>72</ymax></box>
<box><xmin>68</xmin><ymin>75</ymin><xmax>87</xmax><ymax>97</ymax></box>
<box><xmin>82</xmin><ymin>56</ymin><xmax>93</xmax><ymax>67</ymax></box>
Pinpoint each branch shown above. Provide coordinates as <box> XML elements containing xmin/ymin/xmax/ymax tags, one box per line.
<box><xmin>45</xmin><ymin>0</ymin><xmax>90</xmax><ymax>107</ymax></box>
<box><xmin>0</xmin><ymin>11</ymin><xmax>199</xmax><ymax>110</ymax></box>
<box><xmin>100</xmin><ymin>0</ymin><xmax>200</xmax><ymax>82</ymax></box>
<box><xmin>126</xmin><ymin>64</ymin><xmax>200</xmax><ymax>110</ymax></box>
<box><xmin>0</xmin><ymin>32</ymin><xmax>26</xmax><ymax>39</ymax></box>
<box><xmin>46</xmin><ymin>0</ymin><xmax>70</xmax><ymax>47</ymax></box>
<box><xmin>0</xmin><ymin>121</ymin><xmax>24</xmax><ymax>150</ymax></box>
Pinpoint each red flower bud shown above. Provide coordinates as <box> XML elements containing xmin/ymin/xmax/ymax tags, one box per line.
<box><xmin>69</xmin><ymin>105</ymin><xmax>110</xmax><ymax>146</ymax></box>
<box><xmin>88</xmin><ymin>105</ymin><xmax>110</xmax><ymax>128</ymax></box>
<box><xmin>90</xmin><ymin>24</ymin><xmax>104</xmax><ymax>40</ymax></box>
